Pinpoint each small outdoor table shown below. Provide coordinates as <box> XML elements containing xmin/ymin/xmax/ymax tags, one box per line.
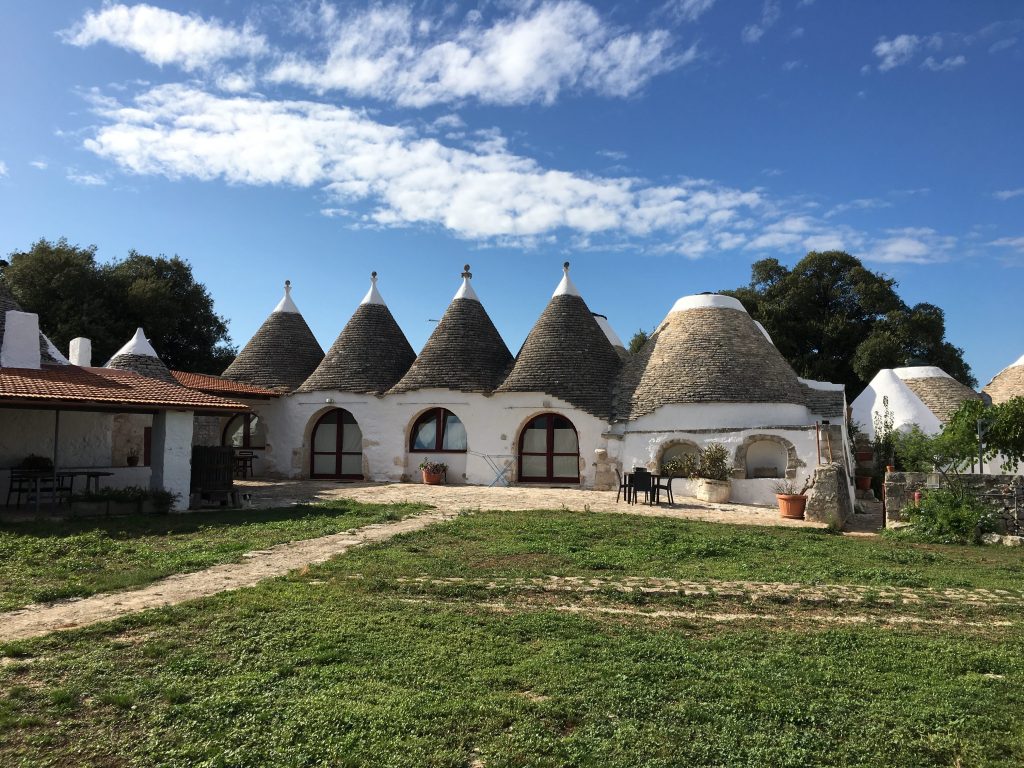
<box><xmin>59</xmin><ymin>470</ymin><xmax>115</xmax><ymax>494</ymax></box>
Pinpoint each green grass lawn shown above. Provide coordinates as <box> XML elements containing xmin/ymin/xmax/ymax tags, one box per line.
<box><xmin>2</xmin><ymin>509</ymin><xmax>1023</xmax><ymax>767</ymax></box>
<box><xmin>0</xmin><ymin>499</ymin><xmax>428</xmax><ymax>611</ymax></box>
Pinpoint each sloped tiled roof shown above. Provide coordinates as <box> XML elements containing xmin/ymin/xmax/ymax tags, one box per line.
<box><xmin>171</xmin><ymin>370</ymin><xmax>282</xmax><ymax>399</ymax></box>
<box><xmin>0</xmin><ymin>365</ymin><xmax>246</xmax><ymax>411</ymax></box>
<box><xmin>983</xmin><ymin>355</ymin><xmax>1024</xmax><ymax>405</ymax></box>
<box><xmin>614</xmin><ymin>295</ymin><xmax>807</xmax><ymax>420</ymax></box>
<box><xmin>221</xmin><ymin>281</ymin><xmax>325</xmax><ymax>391</ymax></box>
<box><xmin>0</xmin><ymin>281</ymin><xmax>65</xmax><ymax>365</ymax></box>
<box><xmin>496</xmin><ymin>267</ymin><xmax>622</xmax><ymax>418</ymax></box>
<box><xmin>390</xmin><ymin>268</ymin><xmax>512</xmax><ymax>394</ymax></box>
<box><xmin>902</xmin><ymin>375</ymin><xmax>982</xmax><ymax>422</ymax></box>
<box><xmin>298</xmin><ymin>274</ymin><xmax>415</xmax><ymax>394</ymax></box>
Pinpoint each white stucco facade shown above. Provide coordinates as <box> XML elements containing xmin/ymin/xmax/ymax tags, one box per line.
<box><xmin>851</xmin><ymin>368</ymin><xmax>946</xmax><ymax>440</ymax></box>
<box><xmin>149</xmin><ymin>410</ymin><xmax>195</xmax><ymax>510</ymax></box>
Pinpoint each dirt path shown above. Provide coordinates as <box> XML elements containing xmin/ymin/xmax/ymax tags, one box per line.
<box><xmin>236</xmin><ymin>480</ymin><xmax>829</xmax><ymax>529</ymax></box>
<box><xmin>0</xmin><ymin>510</ymin><xmax>456</xmax><ymax>643</ymax></box>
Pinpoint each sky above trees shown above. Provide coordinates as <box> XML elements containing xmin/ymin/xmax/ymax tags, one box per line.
<box><xmin>0</xmin><ymin>1</ymin><xmax>1021</xmax><ymax>385</ymax></box>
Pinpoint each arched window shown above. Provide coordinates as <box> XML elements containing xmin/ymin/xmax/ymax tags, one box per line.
<box><xmin>409</xmin><ymin>408</ymin><xmax>467</xmax><ymax>452</ymax></box>
<box><xmin>518</xmin><ymin>413</ymin><xmax>579</xmax><ymax>483</ymax></box>
<box><xmin>660</xmin><ymin>442</ymin><xmax>699</xmax><ymax>468</ymax></box>
<box><xmin>310</xmin><ymin>409</ymin><xmax>363</xmax><ymax>479</ymax></box>
<box><xmin>745</xmin><ymin>439</ymin><xmax>788</xmax><ymax>479</ymax></box>
<box><xmin>222</xmin><ymin>413</ymin><xmax>266</xmax><ymax>449</ymax></box>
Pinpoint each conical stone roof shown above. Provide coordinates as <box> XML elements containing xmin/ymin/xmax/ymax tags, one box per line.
<box><xmin>614</xmin><ymin>294</ymin><xmax>807</xmax><ymax>420</ymax></box>
<box><xmin>106</xmin><ymin>327</ymin><xmax>177</xmax><ymax>384</ymax></box>
<box><xmin>298</xmin><ymin>273</ymin><xmax>415</xmax><ymax>394</ymax></box>
<box><xmin>0</xmin><ymin>280</ymin><xmax>66</xmax><ymax>365</ymax></box>
<box><xmin>983</xmin><ymin>353</ymin><xmax>1024</xmax><ymax>405</ymax></box>
<box><xmin>896</xmin><ymin>366</ymin><xmax>981</xmax><ymax>421</ymax></box>
<box><xmin>495</xmin><ymin>263</ymin><xmax>622</xmax><ymax>418</ymax></box>
<box><xmin>222</xmin><ymin>281</ymin><xmax>325</xmax><ymax>391</ymax></box>
<box><xmin>390</xmin><ymin>266</ymin><xmax>512</xmax><ymax>394</ymax></box>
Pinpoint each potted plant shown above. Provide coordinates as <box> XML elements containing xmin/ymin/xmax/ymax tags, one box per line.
<box><xmin>419</xmin><ymin>458</ymin><xmax>448</xmax><ymax>485</ymax></box>
<box><xmin>854</xmin><ymin>472</ymin><xmax>873</xmax><ymax>491</ymax></box>
<box><xmin>772</xmin><ymin>478</ymin><xmax>813</xmax><ymax>519</ymax></box>
<box><xmin>126</xmin><ymin>447</ymin><xmax>140</xmax><ymax>467</ymax></box>
<box><xmin>692</xmin><ymin>443</ymin><xmax>732</xmax><ymax>503</ymax></box>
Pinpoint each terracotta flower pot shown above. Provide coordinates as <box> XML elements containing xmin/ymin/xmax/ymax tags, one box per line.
<box><xmin>855</xmin><ymin>475</ymin><xmax>872</xmax><ymax>491</ymax></box>
<box><xmin>126</xmin><ymin>455</ymin><xmax>139</xmax><ymax>467</ymax></box>
<box><xmin>421</xmin><ymin>470</ymin><xmax>445</xmax><ymax>485</ymax></box>
<box><xmin>776</xmin><ymin>493</ymin><xmax>807</xmax><ymax>520</ymax></box>
<box><xmin>855</xmin><ymin>450</ymin><xmax>874</xmax><ymax>463</ymax></box>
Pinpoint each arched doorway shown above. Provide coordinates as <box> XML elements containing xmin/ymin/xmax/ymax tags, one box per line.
<box><xmin>310</xmin><ymin>409</ymin><xmax>363</xmax><ymax>479</ymax></box>
<box><xmin>518</xmin><ymin>413</ymin><xmax>579</xmax><ymax>483</ymax></box>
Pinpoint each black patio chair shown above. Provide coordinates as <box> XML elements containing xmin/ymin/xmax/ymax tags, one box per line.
<box><xmin>630</xmin><ymin>471</ymin><xmax>653</xmax><ymax>505</ymax></box>
<box><xmin>615</xmin><ymin>468</ymin><xmax>631</xmax><ymax>504</ymax></box>
<box><xmin>654</xmin><ymin>475</ymin><xmax>674</xmax><ymax>506</ymax></box>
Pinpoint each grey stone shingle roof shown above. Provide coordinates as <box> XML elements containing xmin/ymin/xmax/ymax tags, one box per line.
<box><xmin>221</xmin><ymin>311</ymin><xmax>325</xmax><ymax>392</ymax></box>
<box><xmin>0</xmin><ymin>281</ymin><xmax>64</xmax><ymax>365</ymax></box>
<box><xmin>107</xmin><ymin>352</ymin><xmax>177</xmax><ymax>384</ymax></box>
<box><xmin>983</xmin><ymin>359</ymin><xmax>1024</xmax><ymax>405</ymax></box>
<box><xmin>800</xmin><ymin>383</ymin><xmax>845</xmax><ymax>419</ymax></box>
<box><xmin>613</xmin><ymin>304</ymin><xmax>807</xmax><ymax>420</ymax></box>
<box><xmin>495</xmin><ymin>293</ymin><xmax>622</xmax><ymax>418</ymax></box>
<box><xmin>390</xmin><ymin>296</ymin><xmax>512</xmax><ymax>394</ymax></box>
<box><xmin>298</xmin><ymin>303</ymin><xmax>415</xmax><ymax>394</ymax></box>
<box><xmin>903</xmin><ymin>376</ymin><xmax>982</xmax><ymax>422</ymax></box>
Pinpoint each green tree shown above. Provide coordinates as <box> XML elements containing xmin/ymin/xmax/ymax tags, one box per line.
<box><xmin>3</xmin><ymin>238</ymin><xmax>236</xmax><ymax>373</ymax></box>
<box><xmin>627</xmin><ymin>328</ymin><xmax>651</xmax><ymax>354</ymax></box>
<box><xmin>722</xmin><ymin>251</ymin><xmax>974</xmax><ymax>395</ymax></box>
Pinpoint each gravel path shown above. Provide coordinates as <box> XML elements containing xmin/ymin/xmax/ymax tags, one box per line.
<box><xmin>0</xmin><ymin>510</ymin><xmax>456</xmax><ymax>643</ymax></box>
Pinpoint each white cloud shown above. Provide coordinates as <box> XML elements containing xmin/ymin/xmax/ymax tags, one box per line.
<box><xmin>267</xmin><ymin>1</ymin><xmax>691</xmax><ymax>107</ymax></box>
<box><xmin>994</xmin><ymin>188</ymin><xmax>1024</xmax><ymax>201</ymax></box>
<box><xmin>0</xmin><ymin>161</ymin><xmax>7</xmax><ymax>178</ymax></box>
<box><xmin>63</xmin><ymin>3</ymin><xmax>267</xmax><ymax>71</ymax></box>
<box><xmin>664</xmin><ymin>0</ymin><xmax>717</xmax><ymax>23</ymax></box>
<box><xmin>825</xmin><ymin>197</ymin><xmax>892</xmax><ymax>218</ymax></box>
<box><xmin>597</xmin><ymin>149</ymin><xmax>628</xmax><ymax>161</ymax></box>
<box><xmin>782</xmin><ymin>60</ymin><xmax>802</xmax><ymax>71</ymax></box>
<box><xmin>29</xmin><ymin>160</ymin><xmax>48</xmax><ymax>170</ymax></box>
<box><xmin>873</xmin><ymin>34</ymin><xmax>920</xmax><ymax>71</ymax></box>
<box><xmin>989</xmin><ymin>37</ymin><xmax>1017</xmax><ymax>54</ymax></box>
<box><xmin>991</xmin><ymin>236</ymin><xmax>1024</xmax><ymax>253</ymax></box>
<box><xmin>741</xmin><ymin>0</ymin><xmax>780</xmax><ymax>44</ymax></box>
<box><xmin>67</xmin><ymin>170</ymin><xmax>107</xmax><ymax>186</ymax></box>
<box><xmin>83</xmin><ymin>84</ymin><xmax>762</xmax><ymax>243</ymax></box>
<box><xmin>921</xmin><ymin>54</ymin><xmax>966</xmax><ymax>71</ymax></box>
<box><xmin>868</xmin><ymin>228</ymin><xmax>955</xmax><ymax>264</ymax></box>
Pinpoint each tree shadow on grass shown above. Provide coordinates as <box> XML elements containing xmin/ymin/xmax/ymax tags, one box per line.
<box><xmin>0</xmin><ymin>500</ymin><xmax>432</xmax><ymax>542</ymax></box>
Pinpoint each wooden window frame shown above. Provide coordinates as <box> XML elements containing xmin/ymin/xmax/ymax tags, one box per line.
<box><xmin>518</xmin><ymin>413</ymin><xmax>580</xmax><ymax>484</ymax></box>
<box><xmin>310</xmin><ymin>408</ymin><xmax>364</xmax><ymax>480</ymax></box>
<box><xmin>408</xmin><ymin>408</ymin><xmax>467</xmax><ymax>453</ymax></box>
<box><xmin>222</xmin><ymin>413</ymin><xmax>265</xmax><ymax>450</ymax></box>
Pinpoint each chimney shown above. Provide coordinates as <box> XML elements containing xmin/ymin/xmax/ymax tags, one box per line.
<box><xmin>1</xmin><ymin>310</ymin><xmax>42</xmax><ymax>369</ymax></box>
<box><xmin>70</xmin><ymin>337</ymin><xmax>92</xmax><ymax>367</ymax></box>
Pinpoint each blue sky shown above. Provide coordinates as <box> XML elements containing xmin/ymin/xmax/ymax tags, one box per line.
<box><xmin>0</xmin><ymin>0</ymin><xmax>1021</xmax><ymax>385</ymax></box>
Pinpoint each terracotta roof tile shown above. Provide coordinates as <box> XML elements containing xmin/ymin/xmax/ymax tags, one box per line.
<box><xmin>172</xmin><ymin>370</ymin><xmax>282</xmax><ymax>398</ymax></box>
<box><xmin>0</xmin><ymin>365</ymin><xmax>246</xmax><ymax>411</ymax></box>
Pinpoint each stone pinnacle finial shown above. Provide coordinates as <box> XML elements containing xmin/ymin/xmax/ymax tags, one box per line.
<box><xmin>563</xmin><ymin>261</ymin><xmax>570</xmax><ymax>272</ymax></box>
<box><xmin>284</xmin><ymin>279</ymin><xmax>291</xmax><ymax>294</ymax></box>
<box><xmin>461</xmin><ymin>264</ymin><xmax>472</xmax><ymax>279</ymax></box>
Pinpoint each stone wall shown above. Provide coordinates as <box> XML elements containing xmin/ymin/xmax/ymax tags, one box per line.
<box><xmin>884</xmin><ymin>471</ymin><xmax>1024</xmax><ymax>528</ymax></box>
<box><xmin>804</xmin><ymin>462</ymin><xmax>855</xmax><ymax>527</ymax></box>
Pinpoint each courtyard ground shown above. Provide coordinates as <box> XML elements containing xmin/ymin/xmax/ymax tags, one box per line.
<box><xmin>2</xmin><ymin>506</ymin><xmax>1022</xmax><ymax>767</ymax></box>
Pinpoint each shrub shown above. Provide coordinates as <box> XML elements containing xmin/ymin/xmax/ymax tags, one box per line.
<box><xmin>417</xmin><ymin>458</ymin><xmax>448</xmax><ymax>475</ymax></box>
<box><xmin>900</xmin><ymin>489</ymin><xmax>998</xmax><ymax>545</ymax></box>
<box><xmin>698</xmin><ymin>443</ymin><xmax>732</xmax><ymax>482</ymax></box>
<box><xmin>661</xmin><ymin>453</ymin><xmax>698</xmax><ymax>478</ymax></box>
<box><xmin>892</xmin><ymin>426</ymin><xmax>938</xmax><ymax>472</ymax></box>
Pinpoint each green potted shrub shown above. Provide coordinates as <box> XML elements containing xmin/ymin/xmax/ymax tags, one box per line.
<box><xmin>419</xmin><ymin>458</ymin><xmax>448</xmax><ymax>485</ymax></box>
<box><xmin>692</xmin><ymin>443</ymin><xmax>732</xmax><ymax>503</ymax></box>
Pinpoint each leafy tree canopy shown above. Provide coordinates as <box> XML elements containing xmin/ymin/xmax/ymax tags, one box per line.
<box><xmin>627</xmin><ymin>328</ymin><xmax>651</xmax><ymax>355</ymax></box>
<box><xmin>2</xmin><ymin>238</ymin><xmax>236</xmax><ymax>374</ymax></box>
<box><xmin>721</xmin><ymin>251</ymin><xmax>974</xmax><ymax>395</ymax></box>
